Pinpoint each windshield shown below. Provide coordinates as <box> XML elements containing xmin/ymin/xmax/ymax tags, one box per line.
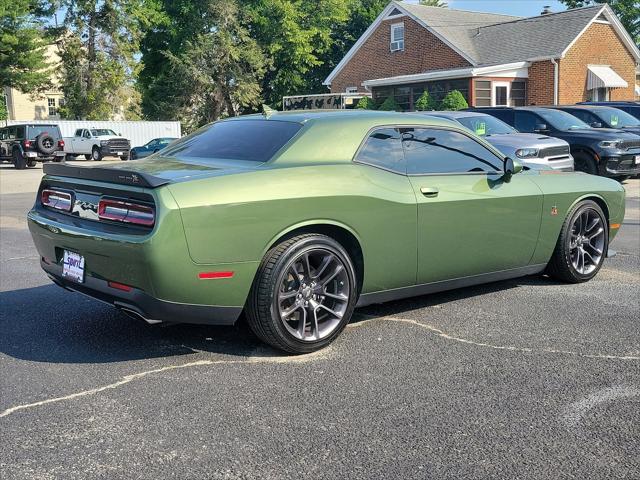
<box><xmin>161</xmin><ymin>120</ymin><xmax>302</xmax><ymax>163</ymax></box>
<box><xmin>593</xmin><ymin>108</ymin><xmax>640</xmax><ymax>128</ymax></box>
<box><xmin>456</xmin><ymin>115</ymin><xmax>516</xmax><ymax>136</ymax></box>
<box><xmin>90</xmin><ymin>129</ymin><xmax>117</xmax><ymax>136</ymax></box>
<box><xmin>536</xmin><ymin>109</ymin><xmax>590</xmax><ymax>131</ymax></box>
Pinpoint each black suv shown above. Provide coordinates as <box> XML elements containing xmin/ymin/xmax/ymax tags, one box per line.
<box><xmin>0</xmin><ymin>124</ymin><xmax>65</xmax><ymax>169</ymax></box>
<box><xmin>549</xmin><ymin>105</ymin><xmax>640</xmax><ymax>136</ymax></box>
<box><xmin>466</xmin><ymin>107</ymin><xmax>640</xmax><ymax>179</ymax></box>
<box><xmin>577</xmin><ymin>101</ymin><xmax>640</xmax><ymax>121</ymax></box>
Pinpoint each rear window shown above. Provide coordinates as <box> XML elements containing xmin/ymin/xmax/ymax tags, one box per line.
<box><xmin>161</xmin><ymin>119</ymin><xmax>302</xmax><ymax>163</ymax></box>
<box><xmin>27</xmin><ymin>126</ymin><xmax>61</xmax><ymax>140</ymax></box>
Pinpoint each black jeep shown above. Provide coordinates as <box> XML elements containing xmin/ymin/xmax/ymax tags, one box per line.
<box><xmin>0</xmin><ymin>124</ymin><xmax>65</xmax><ymax>169</ymax></box>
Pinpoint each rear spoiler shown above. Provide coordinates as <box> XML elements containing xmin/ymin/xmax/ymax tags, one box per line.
<box><xmin>43</xmin><ymin>163</ymin><xmax>170</xmax><ymax>188</ymax></box>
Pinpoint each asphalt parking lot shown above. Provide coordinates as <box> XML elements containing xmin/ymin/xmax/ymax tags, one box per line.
<box><xmin>1</xmin><ymin>161</ymin><xmax>639</xmax><ymax>479</ymax></box>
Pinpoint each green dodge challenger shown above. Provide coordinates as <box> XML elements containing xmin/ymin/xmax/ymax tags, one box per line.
<box><xmin>28</xmin><ymin>111</ymin><xmax>625</xmax><ymax>353</ymax></box>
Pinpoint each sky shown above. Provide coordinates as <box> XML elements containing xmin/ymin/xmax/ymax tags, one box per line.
<box><xmin>408</xmin><ymin>0</ymin><xmax>569</xmax><ymax>17</ymax></box>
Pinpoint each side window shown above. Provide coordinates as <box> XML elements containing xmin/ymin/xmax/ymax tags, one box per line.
<box><xmin>83</xmin><ymin>130</ymin><xmax>91</xmax><ymax>139</ymax></box>
<box><xmin>354</xmin><ymin>128</ymin><xmax>405</xmax><ymax>174</ymax></box>
<box><xmin>514</xmin><ymin>111</ymin><xmax>538</xmax><ymax>132</ymax></box>
<box><xmin>75</xmin><ymin>129</ymin><xmax>83</xmax><ymax>137</ymax></box>
<box><xmin>0</xmin><ymin>128</ymin><xmax>6</xmax><ymax>140</ymax></box>
<box><xmin>8</xmin><ymin>127</ymin><xmax>16</xmax><ymax>140</ymax></box>
<box><xmin>15</xmin><ymin>126</ymin><xmax>25</xmax><ymax>139</ymax></box>
<box><xmin>403</xmin><ymin>128</ymin><xmax>503</xmax><ymax>175</ymax></box>
<box><xmin>571</xmin><ymin>110</ymin><xmax>596</xmax><ymax>125</ymax></box>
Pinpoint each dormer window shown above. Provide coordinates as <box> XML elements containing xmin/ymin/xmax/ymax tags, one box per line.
<box><xmin>390</xmin><ymin>23</ymin><xmax>405</xmax><ymax>52</ymax></box>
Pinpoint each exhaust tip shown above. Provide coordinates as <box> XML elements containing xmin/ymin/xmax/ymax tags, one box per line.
<box><xmin>117</xmin><ymin>306</ymin><xmax>162</xmax><ymax>325</ymax></box>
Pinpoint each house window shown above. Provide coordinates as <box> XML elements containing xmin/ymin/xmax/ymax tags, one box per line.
<box><xmin>511</xmin><ymin>81</ymin><xmax>526</xmax><ymax>106</ymax></box>
<box><xmin>345</xmin><ymin>86</ymin><xmax>358</xmax><ymax>94</ymax></box>
<box><xmin>474</xmin><ymin>81</ymin><xmax>491</xmax><ymax>107</ymax></box>
<box><xmin>590</xmin><ymin>87</ymin><xmax>609</xmax><ymax>101</ymax></box>
<box><xmin>47</xmin><ymin>97</ymin><xmax>56</xmax><ymax>116</ymax></box>
<box><xmin>390</xmin><ymin>23</ymin><xmax>404</xmax><ymax>52</ymax></box>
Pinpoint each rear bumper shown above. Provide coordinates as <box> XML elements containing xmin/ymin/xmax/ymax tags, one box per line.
<box><xmin>42</xmin><ymin>259</ymin><xmax>242</xmax><ymax>325</ymax></box>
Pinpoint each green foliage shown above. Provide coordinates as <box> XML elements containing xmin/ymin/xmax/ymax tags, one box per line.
<box><xmin>0</xmin><ymin>94</ymin><xmax>7</xmax><ymax>120</ymax></box>
<box><xmin>0</xmin><ymin>0</ymin><xmax>53</xmax><ymax>93</ymax></box>
<box><xmin>378</xmin><ymin>96</ymin><xmax>400</xmax><ymax>111</ymax></box>
<box><xmin>558</xmin><ymin>0</ymin><xmax>639</xmax><ymax>43</ymax></box>
<box><xmin>356</xmin><ymin>96</ymin><xmax>376</xmax><ymax>109</ymax></box>
<box><xmin>419</xmin><ymin>0</ymin><xmax>447</xmax><ymax>6</ymax></box>
<box><xmin>440</xmin><ymin>90</ymin><xmax>468</xmax><ymax>111</ymax></box>
<box><xmin>414</xmin><ymin>90</ymin><xmax>437</xmax><ymax>111</ymax></box>
<box><xmin>57</xmin><ymin>0</ymin><xmax>154</xmax><ymax>119</ymax></box>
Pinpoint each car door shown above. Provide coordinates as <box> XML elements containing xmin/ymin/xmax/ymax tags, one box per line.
<box><xmin>402</xmin><ymin>126</ymin><xmax>543</xmax><ymax>284</ymax></box>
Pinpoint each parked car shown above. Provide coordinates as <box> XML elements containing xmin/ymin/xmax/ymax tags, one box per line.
<box><xmin>0</xmin><ymin>124</ymin><xmax>65</xmax><ymax>169</ymax></box>
<box><xmin>422</xmin><ymin>111</ymin><xmax>573</xmax><ymax>171</ymax></box>
<box><xmin>129</xmin><ymin>137</ymin><xmax>178</xmax><ymax>160</ymax></box>
<box><xmin>63</xmin><ymin>128</ymin><xmax>131</xmax><ymax>161</ymax></box>
<box><xmin>468</xmin><ymin>107</ymin><xmax>640</xmax><ymax>179</ymax></box>
<box><xmin>577</xmin><ymin>101</ymin><xmax>640</xmax><ymax>120</ymax></box>
<box><xmin>29</xmin><ymin>111</ymin><xmax>625</xmax><ymax>353</ymax></box>
<box><xmin>548</xmin><ymin>105</ymin><xmax>640</xmax><ymax>136</ymax></box>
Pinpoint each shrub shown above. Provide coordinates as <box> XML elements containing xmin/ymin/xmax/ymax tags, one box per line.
<box><xmin>356</xmin><ymin>96</ymin><xmax>376</xmax><ymax>110</ymax></box>
<box><xmin>440</xmin><ymin>90</ymin><xmax>468</xmax><ymax>111</ymax></box>
<box><xmin>414</xmin><ymin>90</ymin><xmax>436</xmax><ymax>111</ymax></box>
<box><xmin>378</xmin><ymin>96</ymin><xmax>400</xmax><ymax>111</ymax></box>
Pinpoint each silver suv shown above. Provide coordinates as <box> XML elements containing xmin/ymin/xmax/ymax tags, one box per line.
<box><xmin>426</xmin><ymin>111</ymin><xmax>574</xmax><ymax>171</ymax></box>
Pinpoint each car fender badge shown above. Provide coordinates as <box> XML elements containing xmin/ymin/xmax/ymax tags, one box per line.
<box><xmin>551</xmin><ymin>206</ymin><xmax>558</xmax><ymax>216</ymax></box>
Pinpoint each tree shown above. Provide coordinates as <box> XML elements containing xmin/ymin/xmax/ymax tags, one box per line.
<box><xmin>440</xmin><ymin>90</ymin><xmax>468</xmax><ymax>110</ymax></box>
<box><xmin>419</xmin><ymin>0</ymin><xmax>447</xmax><ymax>7</ymax></box>
<box><xmin>558</xmin><ymin>0</ymin><xmax>639</xmax><ymax>43</ymax></box>
<box><xmin>0</xmin><ymin>0</ymin><xmax>53</xmax><ymax>94</ymax></box>
<box><xmin>414</xmin><ymin>90</ymin><xmax>436</xmax><ymax>111</ymax></box>
<box><xmin>378</xmin><ymin>96</ymin><xmax>399</xmax><ymax>111</ymax></box>
<box><xmin>356</xmin><ymin>96</ymin><xmax>376</xmax><ymax>109</ymax></box>
<box><xmin>0</xmin><ymin>93</ymin><xmax>7</xmax><ymax>120</ymax></box>
<box><xmin>245</xmin><ymin>0</ymin><xmax>351</xmax><ymax>107</ymax></box>
<box><xmin>57</xmin><ymin>0</ymin><xmax>153</xmax><ymax>119</ymax></box>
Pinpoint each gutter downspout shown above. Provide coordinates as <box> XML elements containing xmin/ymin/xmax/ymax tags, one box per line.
<box><xmin>551</xmin><ymin>58</ymin><xmax>559</xmax><ymax>105</ymax></box>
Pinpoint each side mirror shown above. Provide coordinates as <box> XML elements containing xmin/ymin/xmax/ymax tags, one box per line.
<box><xmin>503</xmin><ymin>157</ymin><xmax>523</xmax><ymax>181</ymax></box>
<box><xmin>590</xmin><ymin>122</ymin><xmax>603</xmax><ymax>128</ymax></box>
<box><xmin>534</xmin><ymin>123</ymin><xmax>548</xmax><ymax>133</ymax></box>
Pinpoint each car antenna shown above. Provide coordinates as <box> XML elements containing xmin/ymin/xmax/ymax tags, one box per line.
<box><xmin>262</xmin><ymin>104</ymin><xmax>275</xmax><ymax>119</ymax></box>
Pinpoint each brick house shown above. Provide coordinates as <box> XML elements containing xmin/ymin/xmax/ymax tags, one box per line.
<box><xmin>323</xmin><ymin>1</ymin><xmax>640</xmax><ymax>110</ymax></box>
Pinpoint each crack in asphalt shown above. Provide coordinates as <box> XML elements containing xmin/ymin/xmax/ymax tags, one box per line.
<box><xmin>1</xmin><ymin>315</ymin><xmax>638</xmax><ymax>419</ymax></box>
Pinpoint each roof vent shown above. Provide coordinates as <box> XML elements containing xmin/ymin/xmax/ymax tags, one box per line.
<box><xmin>540</xmin><ymin>5</ymin><xmax>553</xmax><ymax>15</ymax></box>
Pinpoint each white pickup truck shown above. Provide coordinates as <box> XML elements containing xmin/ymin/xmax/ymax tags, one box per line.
<box><xmin>64</xmin><ymin>128</ymin><xmax>131</xmax><ymax>161</ymax></box>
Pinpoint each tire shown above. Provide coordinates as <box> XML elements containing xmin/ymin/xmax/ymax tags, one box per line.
<box><xmin>130</xmin><ymin>151</ymin><xmax>137</xmax><ymax>160</ymax></box>
<box><xmin>91</xmin><ymin>147</ymin><xmax>103</xmax><ymax>161</ymax></box>
<box><xmin>27</xmin><ymin>160</ymin><xmax>37</xmax><ymax>168</ymax></box>
<box><xmin>573</xmin><ymin>152</ymin><xmax>598</xmax><ymax>175</ymax></box>
<box><xmin>36</xmin><ymin>134</ymin><xmax>56</xmax><ymax>155</ymax></box>
<box><xmin>246</xmin><ymin>234</ymin><xmax>358</xmax><ymax>354</ymax></box>
<box><xmin>84</xmin><ymin>154</ymin><xmax>92</xmax><ymax>160</ymax></box>
<box><xmin>66</xmin><ymin>154</ymin><xmax>77</xmax><ymax>161</ymax></box>
<box><xmin>120</xmin><ymin>155</ymin><xmax>129</xmax><ymax>161</ymax></box>
<box><xmin>13</xmin><ymin>149</ymin><xmax>26</xmax><ymax>170</ymax></box>
<box><xmin>546</xmin><ymin>200</ymin><xmax>608</xmax><ymax>283</ymax></box>
<box><xmin>613</xmin><ymin>176</ymin><xmax>630</xmax><ymax>183</ymax></box>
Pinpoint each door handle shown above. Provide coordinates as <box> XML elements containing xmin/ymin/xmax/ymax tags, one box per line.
<box><xmin>420</xmin><ymin>186</ymin><xmax>439</xmax><ymax>197</ymax></box>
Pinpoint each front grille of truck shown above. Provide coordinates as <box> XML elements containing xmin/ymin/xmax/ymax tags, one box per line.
<box><xmin>620</xmin><ymin>140</ymin><xmax>640</xmax><ymax>151</ymax></box>
<box><xmin>539</xmin><ymin>146</ymin><xmax>570</xmax><ymax>158</ymax></box>
<box><xmin>108</xmin><ymin>139</ymin><xmax>131</xmax><ymax>150</ymax></box>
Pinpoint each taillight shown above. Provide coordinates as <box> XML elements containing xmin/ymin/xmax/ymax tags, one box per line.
<box><xmin>58</xmin><ymin>139</ymin><xmax>65</xmax><ymax>148</ymax></box>
<box><xmin>23</xmin><ymin>140</ymin><xmax>32</xmax><ymax>149</ymax></box>
<box><xmin>41</xmin><ymin>189</ymin><xmax>73</xmax><ymax>211</ymax></box>
<box><xmin>98</xmin><ymin>198</ymin><xmax>155</xmax><ymax>227</ymax></box>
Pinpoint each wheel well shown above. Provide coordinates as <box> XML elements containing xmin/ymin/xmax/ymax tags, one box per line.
<box><xmin>584</xmin><ymin>196</ymin><xmax>610</xmax><ymax>223</ymax></box>
<box><xmin>269</xmin><ymin>225</ymin><xmax>364</xmax><ymax>293</ymax></box>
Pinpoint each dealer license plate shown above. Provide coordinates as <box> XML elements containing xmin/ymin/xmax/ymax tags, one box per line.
<box><xmin>62</xmin><ymin>250</ymin><xmax>84</xmax><ymax>283</ymax></box>
<box><xmin>635</xmin><ymin>155</ymin><xmax>640</xmax><ymax>165</ymax></box>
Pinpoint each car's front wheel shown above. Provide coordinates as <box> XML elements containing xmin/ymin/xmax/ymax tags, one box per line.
<box><xmin>246</xmin><ymin>234</ymin><xmax>358</xmax><ymax>354</ymax></box>
<box><xmin>546</xmin><ymin>200</ymin><xmax>608</xmax><ymax>283</ymax></box>
<box><xmin>91</xmin><ymin>147</ymin><xmax>103</xmax><ymax>161</ymax></box>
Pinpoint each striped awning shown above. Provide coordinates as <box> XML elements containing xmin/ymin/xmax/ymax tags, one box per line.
<box><xmin>587</xmin><ymin>65</ymin><xmax>628</xmax><ymax>90</ymax></box>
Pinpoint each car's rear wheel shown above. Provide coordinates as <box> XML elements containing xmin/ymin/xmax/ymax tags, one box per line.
<box><xmin>27</xmin><ymin>159</ymin><xmax>37</xmax><ymax>167</ymax></box>
<box><xmin>12</xmin><ymin>149</ymin><xmax>26</xmax><ymax>169</ymax></box>
<box><xmin>84</xmin><ymin>154</ymin><xmax>91</xmax><ymax>160</ymax></box>
<box><xmin>130</xmin><ymin>151</ymin><xmax>137</xmax><ymax>160</ymax></box>
<box><xmin>546</xmin><ymin>200</ymin><xmax>608</xmax><ymax>283</ymax></box>
<box><xmin>246</xmin><ymin>234</ymin><xmax>358</xmax><ymax>354</ymax></box>
<box><xmin>573</xmin><ymin>152</ymin><xmax>598</xmax><ymax>175</ymax></box>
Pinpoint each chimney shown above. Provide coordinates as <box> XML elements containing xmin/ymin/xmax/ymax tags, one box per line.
<box><xmin>541</xmin><ymin>5</ymin><xmax>553</xmax><ymax>15</ymax></box>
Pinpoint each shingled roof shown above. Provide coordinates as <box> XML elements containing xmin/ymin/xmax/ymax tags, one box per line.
<box><xmin>324</xmin><ymin>1</ymin><xmax>640</xmax><ymax>85</ymax></box>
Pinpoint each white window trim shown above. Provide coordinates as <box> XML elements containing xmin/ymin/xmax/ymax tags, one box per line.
<box><xmin>492</xmin><ymin>81</ymin><xmax>510</xmax><ymax>107</ymax></box>
<box><xmin>390</xmin><ymin>22</ymin><xmax>405</xmax><ymax>52</ymax></box>
<box><xmin>345</xmin><ymin>86</ymin><xmax>358</xmax><ymax>94</ymax></box>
